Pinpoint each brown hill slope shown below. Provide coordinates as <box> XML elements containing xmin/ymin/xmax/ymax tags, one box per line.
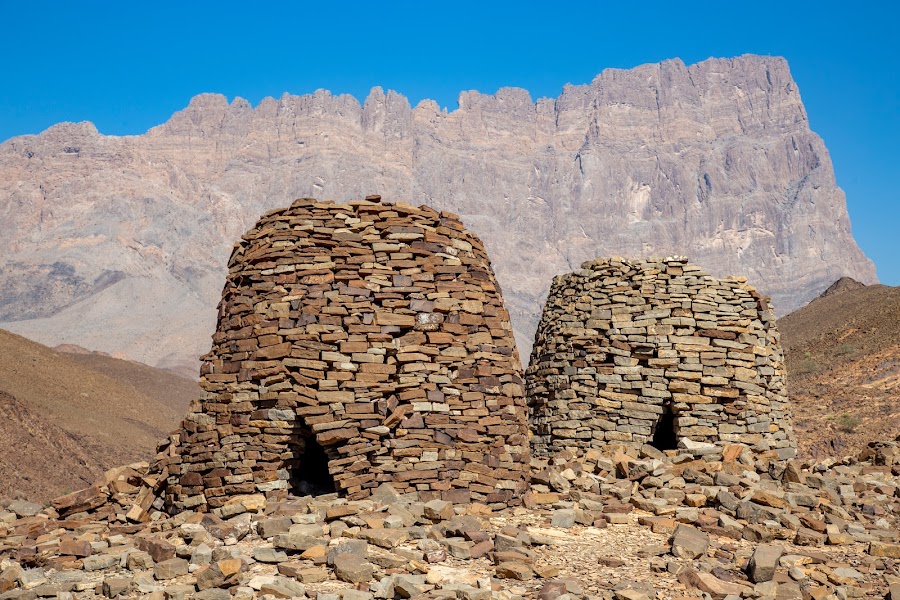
<box><xmin>0</xmin><ymin>329</ymin><xmax>197</xmax><ymax>501</ymax></box>
<box><xmin>780</xmin><ymin>281</ymin><xmax>900</xmax><ymax>458</ymax></box>
<box><xmin>0</xmin><ymin>390</ymin><xmax>96</xmax><ymax>501</ymax></box>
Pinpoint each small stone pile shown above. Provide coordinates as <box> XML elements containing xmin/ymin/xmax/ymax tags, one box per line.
<box><xmin>526</xmin><ymin>257</ymin><xmax>796</xmax><ymax>458</ymax></box>
<box><xmin>154</xmin><ymin>197</ymin><xmax>529</xmax><ymax>514</ymax></box>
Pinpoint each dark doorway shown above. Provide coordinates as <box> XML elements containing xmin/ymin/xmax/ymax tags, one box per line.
<box><xmin>290</xmin><ymin>427</ymin><xmax>337</xmax><ymax>496</ymax></box>
<box><xmin>651</xmin><ymin>407</ymin><xmax>678</xmax><ymax>451</ymax></box>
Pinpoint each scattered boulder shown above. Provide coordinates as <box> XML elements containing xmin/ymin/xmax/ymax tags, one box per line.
<box><xmin>332</xmin><ymin>554</ymin><xmax>374</xmax><ymax>584</ymax></box>
<box><xmin>671</xmin><ymin>525</ymin><xmax>709</xmax><ymax>559</ymax></box>
<box><xmin>747</xmin><ymin>544</ymin><xmax>784</xmax><ymax>583</ymax></box>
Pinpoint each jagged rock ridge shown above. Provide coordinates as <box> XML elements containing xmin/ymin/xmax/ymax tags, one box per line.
<box><xmin>0</xmin><ymin>54</ymin><xmax>876</xmax><ymax>372</ymax></box>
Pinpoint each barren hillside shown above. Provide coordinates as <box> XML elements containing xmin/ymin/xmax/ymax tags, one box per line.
<box><xmin>780</xmin><ymin>280</ymin><xmax>900</xmax><ymax>457</ymax></box>
<box><xmin>0</xmin><ymin>329</ymin><xmax>197</xmax><ymax>500</ymax></box>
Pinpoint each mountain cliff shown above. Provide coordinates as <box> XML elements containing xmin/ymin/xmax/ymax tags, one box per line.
<box><xmin>0</xmin><ymin>55</ymin><xmax>876</xmax><ymax>372</ymax></box>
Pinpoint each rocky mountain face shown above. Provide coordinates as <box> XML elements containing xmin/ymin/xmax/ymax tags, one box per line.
<box><xmin>0</xmin><ymin>55</ymin><xmax>876</xmax><ymax>373</ymax></box>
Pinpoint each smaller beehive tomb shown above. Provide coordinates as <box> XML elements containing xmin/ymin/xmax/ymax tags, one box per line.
<box><xmin>526</xmin><ymin>257</ymin><xmax>795</xmax><ymax>457</ymax></box>
<box><xmin>157</xmin><ymin>196</ymin><xmax>530</xmax><ymax>513</ymax></box>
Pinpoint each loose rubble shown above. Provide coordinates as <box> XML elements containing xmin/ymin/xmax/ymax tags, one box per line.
<box><xmin>1</xmin><ymin>437</ymin><xmax>897</xmax><ymax>599</ymax></box>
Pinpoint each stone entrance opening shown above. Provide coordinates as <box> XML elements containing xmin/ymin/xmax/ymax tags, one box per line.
<box><xmin>290</xmin><ymin>425</ymin><xmax>337</xmax><ymax>497</ymax></box>
<box><xmin>651</xmin><ymin>407</ymin><xmax>678</xmax><ymax>451</ymax></box>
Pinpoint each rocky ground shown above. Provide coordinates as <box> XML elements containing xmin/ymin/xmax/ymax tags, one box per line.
<box><xmin>1</xmin><ymin>438</ymin><xmax>898</xmax><ymax>600</ymax></box>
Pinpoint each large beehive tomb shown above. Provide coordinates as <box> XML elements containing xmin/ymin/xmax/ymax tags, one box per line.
<box><xmin>158</xmin><ymin>197</ymin><xmax>530</xmax><ymax>512</ymax></box>
<box><xmin>526</xmin><ymin>257</ymin><xmax>796</xmax><ymax>457</ymax></box>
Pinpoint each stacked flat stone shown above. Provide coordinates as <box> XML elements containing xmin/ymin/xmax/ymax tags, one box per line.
<box><xmin>526</xmin><ymin>257</ymin><xmax>796</xmax><ymax>458</ymax></box>
<box><xmin>157</xmin><ymin>196</ymin><xmax>529</xmax><ymax>513</ymax></box>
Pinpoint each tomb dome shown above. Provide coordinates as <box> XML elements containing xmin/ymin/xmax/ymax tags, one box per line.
<box><xmin>526</xmin><ymin>257</ymin><xmax>796</xmax><ymax>458</ymax></box>
<box><xmin>157</xmin><ymin>197</ymin><xmax>530</xmax><ymax>513</ymax></box>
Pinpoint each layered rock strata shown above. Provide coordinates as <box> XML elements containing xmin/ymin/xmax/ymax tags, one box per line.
<box><xmin>155</xmin><ymin>197</ymin><xmax>529</xmax><ymax>513</ymax></box>
<box><xmin>526</xmin><ymin>257</ymin><xmax>795</xmax><ymax>457</ymax></box>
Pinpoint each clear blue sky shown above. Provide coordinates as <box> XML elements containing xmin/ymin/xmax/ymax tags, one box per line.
<box><xmin>1</xmin><ymin>1</ymin><xmax>897</xmax><ymax>284</ymax></box>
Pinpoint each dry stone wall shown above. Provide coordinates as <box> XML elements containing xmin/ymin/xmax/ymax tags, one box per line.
<box><xmin>155</xmin><ymin>196</ymin><xmax>530</xmax><ymax>513</ymax></box>
<box><xmin>526</xmin><ymin>257</ymin><xmax>796</xmax><ymax>458</ymax></box>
